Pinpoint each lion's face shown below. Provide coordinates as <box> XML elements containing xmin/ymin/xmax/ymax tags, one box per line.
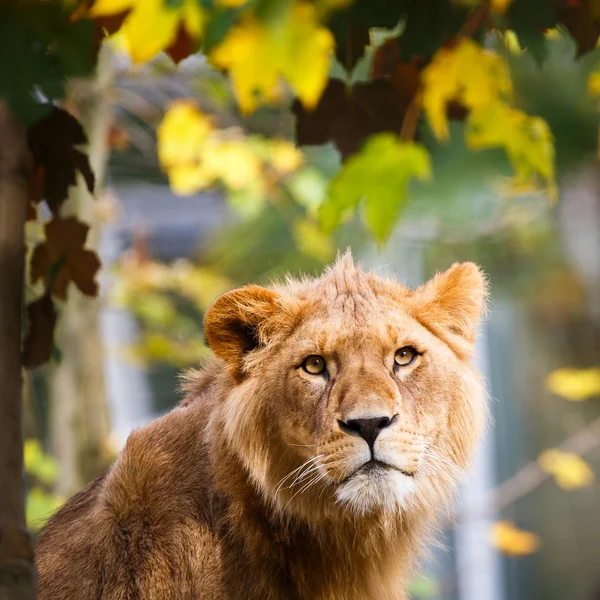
<box><xmin>205</xmin><ymin>254</ymin><xmax>488</xmax><ymax>520</ymax></box>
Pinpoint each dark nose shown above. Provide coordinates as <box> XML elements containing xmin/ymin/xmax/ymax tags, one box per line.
<box><xmin>338</xmin><ymin>415</ymin><xmax>396</xmax><ymax>449</ymax></box>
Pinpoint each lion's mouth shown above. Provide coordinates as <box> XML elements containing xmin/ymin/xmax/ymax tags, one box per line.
<box><xmin>340</xmin><ymin>459</ymin><xmax>415</xmax><ymax>484</ymax></box>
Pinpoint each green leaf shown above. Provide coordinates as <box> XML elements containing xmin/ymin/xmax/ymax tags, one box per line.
<box><xmin>203</xmin><ymin>8</ymin><xmax>242</xmax><ymax>53</ymax></box>
<box><xmin>0</xmin><ymin>4</ymin><xmax>95</xmax><ymax>127</ymax></box>
<box><xmin>321</xmin><ymin>134</ymin><xmax>431</xmax><ymax>243</ymax></box>
<box><xmin>508</xmin><ymin>0</ymin><xmax>557</xmax><ymax>67</ymax></box>
<box><xmin>24</xmin><ymin>439</ymin><xmax>59</xmax><ymax>485</ymax></box>
<box><xmin>27</xmin><ymin>487</ymin><xmax>64</xmax><ymax>532</ymax></box>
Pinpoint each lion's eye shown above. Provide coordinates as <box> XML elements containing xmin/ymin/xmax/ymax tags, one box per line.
<box><xmin>394</xmin><ymin>346</ymin><xmax>417</xmax><ymax>367</ymax></box>
<box><xmin>302</xmin><ymin>355</ymin><xmax>326</xmax><ymax>375</ymax></box>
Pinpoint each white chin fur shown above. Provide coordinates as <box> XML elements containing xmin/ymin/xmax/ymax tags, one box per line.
<box><xmin>335</xmin><ymin>468</ymin><xmax>416</xmax><ymax>515</ymax></box>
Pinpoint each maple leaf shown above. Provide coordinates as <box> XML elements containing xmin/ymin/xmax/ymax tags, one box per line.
<box><xmin>90</xmin><ymin>0</ymin><xmax>205</xmax><ymax>63</ymax></box>
<box><xmin>546</xmin><ymin>367</ymin><xmax>600</xmax><ymax>401</ymax></box>
<box><xmin>210</xmin><ymin>3</ymin><xmax>334</xmax><ymax>114</ymax></box>
<box><xmin>555</xmin><ymin>0</ymin><xmax>600</xmax><ymax>57</ymax></box>
<box><xmin>22</xmin><ymin>294</ymin><xmax>58</xmax><ymax>369</ymax></box>
<box><xmin>421</xmin><ymin>39</ymin><xmax>512</xmax><ymax>141</ymax></box>
<box><xmin>491</xmin><ymin>521</ymin><xmax>541</xmax><ymax>557</ymax></box>
<box><xmin>465</xmin><ymin>102</ymin><xmax>557</xmax><ymax>201</ymax></box>
<box><xmin>538</xmin><ymin>449</ymin><xmax>595</xmax><ymax>490</ymax></box>
<box><xmin>293</xmin><ymin>79</ymin><xmax>408</xmax><ymax>159</ymax></box>
<box><xmin>158</xmin><ymin>101</ymin><xmax>262</xmax><ymax>194</ymax></box>
<box><xmin>30</xmin><ymin>217</ymin><xmax>101</xmax><ymax>300</ymax></box>
<box><xmin>28</xmin><ymin>107</ymin><xmax>95</xmax><ymax>214</ymax></box>
<box><xmin>321</xmin><ymin>134</ymin><xmax>431</xmax><ymax>242</ymax></box>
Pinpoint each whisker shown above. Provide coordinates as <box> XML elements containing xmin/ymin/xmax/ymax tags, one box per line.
<box><xmin>274</xmin><ymin>455</ymin><xmax>323</xmax><ymax>496</ymax></box>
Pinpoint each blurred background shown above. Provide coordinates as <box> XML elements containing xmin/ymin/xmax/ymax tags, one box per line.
<box><xmin>22</xmin><ymin>28</ymin><xmax>600</xmax><ymax>600</ymax></box>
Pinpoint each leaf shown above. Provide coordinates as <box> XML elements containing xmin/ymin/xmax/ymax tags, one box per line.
<box><xmin>293</xmin><ymin>219</ymin><xmax>335</xmax><ymax>262</ymax></box>
<box><xmin>30</xmin><ymin>217</ymin><xmax>101</xmax><ymax>300</ymax></box>
<box><xmin>28</xmin><ymin>107</ymin><xmax>95</xmax><ymax>214</ymax></box>
<box><xmin>491</xmin><ymin>521</ymin><xmax>541</xmax><ymax>557</ymax></box>
<box><xmin>465</xmin><ymin>102</ymin><xmax>556</xmax><ymax>201</ymax></box>
<box><xmin>293</xmin><ymin>78</ymin><xmax>409</xmax><ymax>159</ymax></box>
<box><xmin>24</xmin><ymin>439</ymin><xmax>59</xmax><ymax>485</ymax></box>
<box><xmin>422</xmin><ymin>39</ymin><xmax>512</xmax><ymax>141</ymax></box>
<box><xmin>538</xmin><ymin>449</ymin><xmax>595</xmax><ymax>490</ymax></box>
<box><xmin>90</xmin><ymin>0</ymin><xmax>205</xmax><ymax>63</ymax></box>
<box><xmin>555</xmin><ymin>0</ymin><xmax>600</xmax><ymax>57</ymax></box>
<box><xmin>321</xmin><ymin>134</ymin><xmax>431</xmax><ymax>242</ymax></box>
<box><xmin>507</xmin><ymin>0</ymin><xmax>557</xmax><ymax>67</ymax></box>
<box><xmin>26</xmin><ymin>487</ymin><xmax>64</xmax><ymax>532</ymax></box>
<box><xmin>210</xmin><ymin>3</ymin><xmax>334</xmax><ymax>114</ymax></box>
<box><xmin>0</xmin><ymin>4</ymin><xmax>95</xmax><ymax>127</ymax></box>
<box><xmin>546</xmin><ymin>367</ymin><xmax>600</xmax><ymax>401</ymax></box>
<box><xmin>22</xmin><ymin>294</ymin><xmax>58</xmax><ymax>369</ymax></box>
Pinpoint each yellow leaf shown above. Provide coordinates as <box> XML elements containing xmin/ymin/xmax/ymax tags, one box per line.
<box><xmin>589</xmin><ymin>71</ymin><xmax>600</xmax><ymax>97</ymax></box>
<box><xmin>90</xmin><ymin>0</ymin><xmax>132</xmax><ymax>15</ymax></box>
<box><xmin>503</xmin><ymin>30</ymin><xmax>523</xmax><ymax>55</ymax></box>
<box><xmin>216</xmin><ymin>0</ymin><xmax>249</xmax><ymax>6</ymax></box>
<box><xmin>91</xmin><ymin>0</ymin><xmax>205</xmax><ymax>63</ymax></box>
<box><xmin>538</xmin><ymin>449</ymin><xmax>595</xmax><ymax>490</ymax></box>
<box><xmin>546</xmin><ymin>367</ymin><xmax>600</xmax><ymax>401</ymax></box>
<box><xmin>210</xmin><ymin>3</ymin><xmax>333</xmax><ymax>114</ymax></box>
<box><xmin>158</xmin><ymin>102</ymin><xmax>216</xmax><ymax>195</ymax></box>
<box><xmin>422</xmin><ymin>39</ymin><xmax>512</xmax><ymax>140</ymax></box>
<box><xmin>491</xmin><ymin>521</ymin><xmax>540</xmax><ymax>557</ymax></box>
<box><xmin>269</xmin><ymin>140</ymin><xmax>304</xmax><ymax>175</ymax></box>
<box><xmin>465</xmin><ymin>102</ymin><xmax>556</xmax><ymax>202</ymax></box>
<box><xmin>203</xmin><ymin>140</ymin><xmax>262</xmax><ymax>190</ymax></box>
<box><xmin>293</xmin><ymin>219</ymin><xmax>335</xmax><ymax>262</ymax></box>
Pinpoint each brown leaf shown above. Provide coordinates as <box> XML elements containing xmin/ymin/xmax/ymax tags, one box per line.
<box><xmin>293</xmin><ymin>79</ymin><xmax>408</xmax><ymax>159</ymax></box>
<box><xmin>336</xmin><ymin>25</ymin><xmax>370</xmax><ymax>71</ymax></box>
<box><xmin>30</xmin><ymin>244</ymin><xmax>51</xmax><ymax>285</ymax></box>
<box><xmin>166</xmin><ymin>24</ymin><xmax>198</xmax><ymax>64</ymax></box>
<box><xmin>93</xmin><ymin>12</ymin><xmax>128</xmax><ymax>50</ymax></box>
<box><xmin>22</xmin><ymin>294</ymin><xmax>58</xmax><ymax>369</ymax></box>
<box><xmin>29</xmin><ymin>217</ymin><xmax>101</xmax><ymax>300</ymax></box>
<box><xmin>30</xmin><ymin>166</ymin><xmax>45</xmax><ymax>205</ymax></box>
<box><xmin>26</xmin><ymin>203</ymin><xmax>37</xmax><ymax>222</ymax></box>
<box><xmin>555</xmin><ymin>1</ymin><xmax>600</xmax><ymax>56</ymax></box>
<box><xmin>27</xmin><ymin>107</ymin><xmax>96</xmax><ymax>214</ymax></box>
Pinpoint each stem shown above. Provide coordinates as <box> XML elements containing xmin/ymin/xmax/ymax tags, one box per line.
<box><xmin>0</xmin><ymin>102</ymin><xmax>36</xmax><ymax>598</ymax></box>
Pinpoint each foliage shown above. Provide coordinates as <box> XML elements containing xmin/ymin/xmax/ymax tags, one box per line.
<box><xmin>110</xmin><ymin>241</ymin><xmax>231</xmax><ymax>366</ymax></box>
<box><xmin>491</xmin><ymin>521</ymin><xmax>541</xmax><ymax>557</ymax></box>
<box><xmin>23</xmin><ymin>440</ymin><xmax>65</xmax><ymax>532</ymax></box>
<box><xmin>15</xmin><ymin>0</ymin><xmax>600</xmax><ymax>367</ymax></box>
<box><xmin>538</xmin><ymin>449</ymin><xmax>595</xmax><ymax>490</ymax></box>
<box><xmin>546</xmin><ymin>367</ymin><xmax>600</xmax><ymax>401</ymax></box>
<box><xmin>320</xmin><ymin>134</ymin><xmax>431</xmax><ymax>242</ymax></box>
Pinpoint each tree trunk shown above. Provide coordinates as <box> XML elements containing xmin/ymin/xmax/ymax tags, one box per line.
<box><xmin>0</xmin><ymin>103</ymin><xmax>36</xmax><ymax>599</ymax></box>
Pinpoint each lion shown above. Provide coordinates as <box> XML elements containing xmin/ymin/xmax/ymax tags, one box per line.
<box><xmin>35</xmin><ymin>252</ymin><xmax>488</xmax><ymax>600</ymax></box>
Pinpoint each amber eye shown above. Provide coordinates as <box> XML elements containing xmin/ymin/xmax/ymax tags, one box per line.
<box><xmin>394</xmin><ymin>346</ymin><xmax>417</xmax><ymax>367</ymax></box>
<box><xmin>302</xmin><ymin>355</ymin><xmax>327</xmax><ymax>375</ymax></box>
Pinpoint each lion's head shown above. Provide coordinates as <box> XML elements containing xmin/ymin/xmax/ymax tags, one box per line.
<box><xmin>204</xmin><ymin>253</ymin><xmax>488</xmax><ymax>522</ymax></box>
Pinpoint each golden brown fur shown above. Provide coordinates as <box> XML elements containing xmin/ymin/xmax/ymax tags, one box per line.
<box><xmin>36</xmin><ymin>253</ymin><xmax>488</xmax><ymax>600</ymax></box>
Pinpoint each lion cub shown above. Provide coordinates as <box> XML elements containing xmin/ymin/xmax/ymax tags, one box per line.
<box><xmin>36</xmin><ymin>253</ymin><xmax>488</xmax><ymax>600</ymax></box>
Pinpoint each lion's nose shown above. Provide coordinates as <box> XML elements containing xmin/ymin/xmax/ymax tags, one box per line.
<box><xmin>338</xmin><ymin>415</ymin><xmax>397</xmax><ymax>449</ymax></box>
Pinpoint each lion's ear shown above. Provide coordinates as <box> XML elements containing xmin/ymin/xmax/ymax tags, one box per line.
<box><xmin>204</xmin><ymin>285</ymin><xmax>280</xmax><ymax>380</ymax></box>
<box><xmin>413</xmin><ymin>262</ymin><xmax>488</xmax><ymax>344</ymax></box>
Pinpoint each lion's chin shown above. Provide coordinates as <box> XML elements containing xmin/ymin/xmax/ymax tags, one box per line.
<box><xmin>335</xmin><ymin>465</ymin><xmax>416</xmax><ymax>516</ymax></box>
